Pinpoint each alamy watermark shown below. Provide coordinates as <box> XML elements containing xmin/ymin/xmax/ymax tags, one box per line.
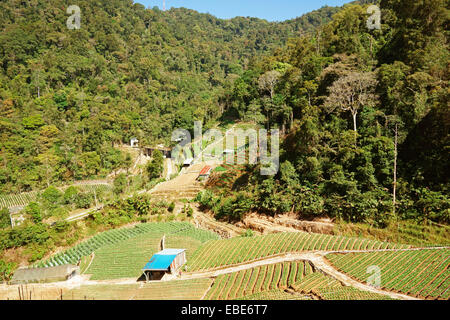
<box><xmin>367</xmin><ymin>5</ymin><xmax>381</xmax><ymax>30</ymax></box>
<box><xmin>367</xmin><ymin>265</ymin><xmax>382</xmax><ymax>289</ymax></box>
<box><xmin>67</xmin><ymin>5</ymin><xmax>81</xmax><ymax>30</ymax></box>
<box><xmin>170</xmin><ymin>122</ymin><xmax>280</xmax><ymax>176</ymax></box>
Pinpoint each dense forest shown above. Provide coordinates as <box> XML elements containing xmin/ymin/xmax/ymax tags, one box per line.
<box><xmin>0</xmin><ymin>0</ymin><xmax>340</xmax><ymax>193</ymax></box>
<box><xmin>198</xmin><ymin>0</ymin><xmax>449</xmax><ymax>226</ymax></box>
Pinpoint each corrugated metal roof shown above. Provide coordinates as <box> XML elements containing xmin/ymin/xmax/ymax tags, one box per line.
<box><xmin>142</xmin><ymin>254</ymin><xmax>177</xmax><ymax>271</ymax></box>
<box><xmin>199</xmin><ymin>166</ymin><xmax>211</xmax><ymax>176</ymax></box>
<box><xmin>158</xmin><ymin>249</ymin><xmax>185</xmax><ymax>255</ymax></box>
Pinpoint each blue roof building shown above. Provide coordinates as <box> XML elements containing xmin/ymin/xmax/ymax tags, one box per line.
<box><xmin>142</xmin><ymin>249</ymin><xmax>186</xmax><ymax>281</ymax></box>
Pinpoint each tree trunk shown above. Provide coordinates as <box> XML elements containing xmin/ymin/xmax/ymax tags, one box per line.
<box><xmin>352</xmin><ymin>112</ymin><xmax>358</xmax><ymax>133</ymax></box>
<box><xmin>393</xmin><ymin>123</ymin><xmax>398</xmax><ymax>217</ymax></box>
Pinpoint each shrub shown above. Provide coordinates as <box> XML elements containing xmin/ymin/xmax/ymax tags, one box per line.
<box><xmin>25</xmin><ymin>202</ymin><xmax>42</xmax><ymax>223</ymax></box>
<box><xmin>0</xmin><ymin>208</ymin><xmax>10</xmax><ymax>229</ymax></box>
<box><xmin>0</xmin><ymin>259</ymin><xmax>16</xmax><ymax>282</ymax></box>
<box><xmin>113</xmin><ymin>173</ymin><xmax>127</xmax><ymax>195</ymax></box>
<box><xmin>74</xmin><ymin>192</ymin><xmax>94</xmax><ymax>209</ymax></box>
<box><xmin>64</xmin><ymin>186</ymin><xmax>79</xmax><ymax>204</ymax></box>
<box><xmin>41</xmin><ymin>186</ymin><xmax>62</xmax><ymax>208</ymax></box>
<box><xmin>187</xmin><ymin>206</ymin><xmax>194</xmax><ymax>217</ymax></box>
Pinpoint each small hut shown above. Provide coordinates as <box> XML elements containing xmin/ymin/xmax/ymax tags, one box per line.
<box><xmin>197</xmin><ymin>166</ymin><xmax>212</xmax><ymax>181</ymax></box>
<box><xmin>142</xmin><ymin>249</ymin><xmax>186</xmax><ymax>282</ymax></box>
<box><xmin>11</xmin><ymin>265</ymin><xmax>80</xmax><ymax>285</ymax></box>
<box><xmin>130</xmin><ymin>138</ymin><xmax>139</xmax><ymax>148</ymax></box>
<box><xmin>183</xmin><ymin>158</ymin><xmax>194</xmax><ymax>168</ymax></box>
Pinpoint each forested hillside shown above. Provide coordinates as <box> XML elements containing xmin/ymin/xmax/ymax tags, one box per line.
<box><xmin>199</xmin><ymin>0</ymin><xmax>449</xmax><ymax>226</ymax></box>
<box><xmin>0</xmin><ymin>0</ymin><xmax>448</xmax><ymax>284</ymax></box>
<box><xmin>0</xmin><ymin>0</ymin><xmax>341</xmax><ymax>194</ymax></box>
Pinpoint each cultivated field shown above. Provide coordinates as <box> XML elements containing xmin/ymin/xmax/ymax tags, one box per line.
<box><xmin>204</xmin><ymin>260</ymin><xmax>393</xmax><ymax>300</ymax></box>
<box><xmin>37</xmin><ymin>222</ymin><xmax>218</xmax><ymax>269</ymax></box>
<box><xmin>187</xmin><ymin>232</ymin><xmax>411</xmax><ymax>271</ymax></box>
<box><xmin>327</xmin><ymin>248</ymin><xmax>450</xmax><ymax>300</ymax></box>
<box><xmin>86</xmin><ymin>233</ymin><xmax>210</xmax><ymax>280</ymax></box>
<box><xmin>205</xmin><ymin>261</ymin><xmax>314</xmax><ymax>300</ymax></box>
<box><xmin>62</xmin><ymin>279</ymin><xmax>213</xmax><ymax>300</ymax></box>
<box><xmin>0</xmin><ymin>184</ymin><xmax>112</xmax><ymax>209</ymax></box>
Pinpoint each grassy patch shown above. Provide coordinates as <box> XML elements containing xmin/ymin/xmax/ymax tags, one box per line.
<box><xmin>334</xmin><ymin>220</ymin><xmax>450</xmax><ymax>247</ymax></box>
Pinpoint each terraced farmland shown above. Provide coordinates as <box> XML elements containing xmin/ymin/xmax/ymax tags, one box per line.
<box><xmin>62</xmin><ymin>279</ymin><xmax>213</xmax><ymax>300</ymax></box>
<box><xmin>37</xmin><ymin>222</ymin><xmax>219</xmax><ymax>269</ymax></box>
<box><xmin>326</xmin><ymin>248</ymin><xmax>450</xmax><ymax>300</ymax></box>
<box><xmin>187</xmin><ymin>232</ymin><xmax>411</xmax><ymax>271</ymax></box>
<box><xmin>0</xmin><ymin>184</ymin><xmax>112</xmax><ymax>209</ymax></box>
<box><xmin>292</xmin><ymin>272</ymin><xmax>394</xmax><ymax>300</ymax></box>
<box><xmin>86</xmin><ymin>233</ymin><xmax>206</xmax><ymax>280</ymax></box>
<box><xmin>0</xmin><ymin>191</ymin><xmax>38</xmax><ymax>209</ymax></box>
<box><xmin>205</xmin><ymin>261</ymin><xmax>314</xmax><ymax>300</ymax></box>
<box><xmin>237</xmin><ymin>290</ymin><xmax>312</xmax><ymax>300</ymax></box>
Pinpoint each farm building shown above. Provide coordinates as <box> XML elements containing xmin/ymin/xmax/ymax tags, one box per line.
<box><xmin>197</xmin><ymin>166</ymin><xmax>212</xmax><ymax>181</ymax></box>
<box><xmin>183</xmin><ymin>158</ymin><xmax>194</xmax><ymax>167</ymax></box>
<box><xmin>142</xmin><ymin>145</ymin><xmax>172</xmax><ymax>158</ymax></box>
<box><xmin>142</xmin><ymin>249</ymin><xmax>186</xmax><ymax>282</ymax></box>
<box><xmin>130</xmin><ymin>138</ymin><xmax>139</xmax><ymax>148</ymax></box>
<box><xmin>11</xmin><ymin>265</ymin><xmax>80</xmax><ymax>285</ymax></box>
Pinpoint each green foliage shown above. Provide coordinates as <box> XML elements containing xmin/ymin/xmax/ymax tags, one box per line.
<box><xmin>242</xmin><ymin>229</ymin><xmax>254</xmax><ymax>237</ymax></box>
<box><xmin>63</xmin><ymin>186</ymin><xmax>79</xmax><ymax>204</ymax></box>
<box><xmin>25</xmin><ymin>202</ymin><xmax>42</xmax><ymax>223</ymax></box>
<box><xmin>41</xmin><ymin>186</ymin><xmax>62</xmax><ymax>208</ymax></box>
<box><xmin>146</xmin><ymin>150</ymin><xmax>164</xmax><ymax>181</ymax></box>
<box><xmin>74</xmin><ymin>192</ymin><xmax>94</xmax><ymax>209</ymax></box>
<box><xmin>113</xmin><ymin>173</ymin><xmax>127</xmax><ymax>195</ymax></box>
<box><xmin>0</xmin><ymin>208</ymin><xmax>10</xmax><ymax>229</ymax></box>
<box><xmin>0</xmin><ymin>259</ymin><xmax>16</xmax><ymax>282</ymax></box>
<box><xmin>212</xmin><ymin>0</ymin><xmax>449</xmax><ymax>225</ymax></box>
<box><xmin>0</xmin><ymin>0</ymin><xmax>340</xmax><ymax>194</ymax></box>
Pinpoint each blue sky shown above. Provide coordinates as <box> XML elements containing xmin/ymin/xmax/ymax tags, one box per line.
<box><xmin>136</xmin><ymin>0</ymin><xmax>353</xmax><ymax>22</ymax></box>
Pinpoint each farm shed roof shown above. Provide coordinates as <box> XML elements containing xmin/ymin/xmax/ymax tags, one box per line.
<box><xmin>11</xmin><ymin>265</ymin><xmax>79</xmax><ymax>285</ymax></box>
<box><xmin>142</xmin><ymin>249</ymin><xmax>186</xmax><ymax>271</ymax></box>
<box><xmin>199</xmin><ymin>166</ymin><xmax>212</xmax><ymax>176</ymax></box>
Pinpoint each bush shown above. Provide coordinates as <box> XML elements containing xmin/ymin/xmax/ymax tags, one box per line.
<box><xmin>147</xmin><ymin>150</ymin><xmax>164</xmax><ymax>181</ymax></box>
<box><xmin>398</xmin><ymin>188</ymin><xmax>450</xmax><ymax>224</ymax></box>
<box><xmin>0</xmin><ymin>208</ymin><xmax>10</xmax><ymax>229</ymax></box>
<box><xmin>113</xmin><ymin>173</ymin><xmax>127</xmax><ymax>195</ymax></box>
<box><xmin>0</xmin><ymin>259</ymin><xmax>16</xmax><ymax>282</ymax></box>
<box><xmin>187</xmin><ymin>206</ymin><xmax>194</xmax><ymax>217</ymax></box>
<box><xmin>168</xmin><ymin>202</ymin><xmax>175</xmax><ymax>213</ymax></box>
<box><xmin>242</xmin><ymin>229</ymin><xmax>254</xmax><ymax>237</ymax></box>
<box><xmin>41</xmin><ymin>186</ymin><xmax>62</xmax><ymax>208</ymax></box>
<box><xmin>25</xmin><ymin>202</ymin><xmax>42</xmax><ymax>223</ymax></box>
<box><xmin>74</xmin><ymin>192</ymin><xmax>94</xmax><ymax>209</ymax></box>
<box><xmin>64</xmin><ymin>186</ymin><xmax>79</xmax><ymax>204</ymax></box>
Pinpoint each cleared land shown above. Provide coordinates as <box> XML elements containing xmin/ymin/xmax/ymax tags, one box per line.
<box><xmin>326</xmin><ymin>248</ymin><xmax>450</xmax><ymax>300</ymax></box>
